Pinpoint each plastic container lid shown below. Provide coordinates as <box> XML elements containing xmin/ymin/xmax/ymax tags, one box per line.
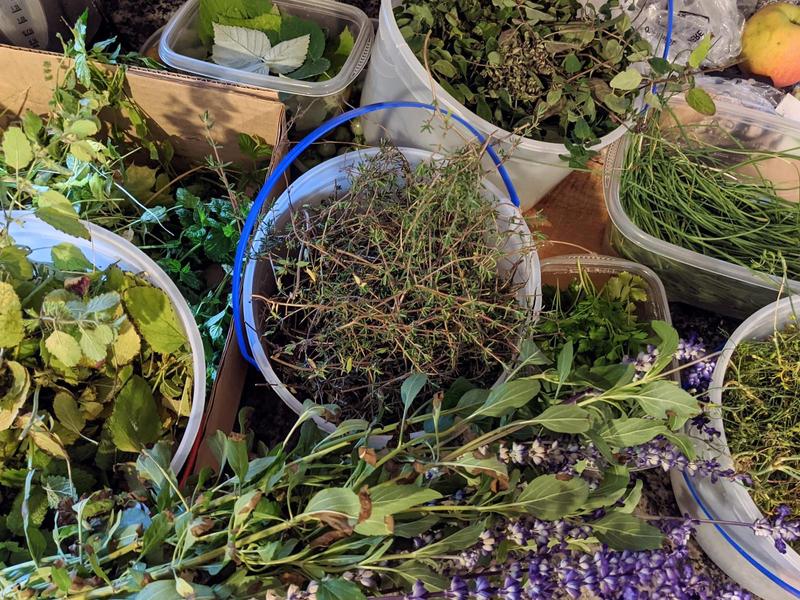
<box><xmin>159</xmin><ymin>0</ymin><xmax>373</xmax><ymax>98</ymax></box>
<box><xmin>0</xmin><ymin>212</ymin><xmax>206</xmax><ymax>474</ymax></box>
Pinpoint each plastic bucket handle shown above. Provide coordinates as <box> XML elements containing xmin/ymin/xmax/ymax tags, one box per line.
<box><xmin>232</xmin><ymin>101</ymin><xmax>523</xmax><ymax>367</ymax></box>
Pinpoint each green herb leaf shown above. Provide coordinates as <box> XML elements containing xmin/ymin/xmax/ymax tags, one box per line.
<box><xmin>45</xmin><ymin>331</ymin><xmax>82</xmax><ymax>367</ymax></box>
<box><xmin>123</xmin><ymin>286</ymin><xmax>188</xmax><ymax>354</ymax></box>
<box><xmin>355</xmin><ymin>484</ymin><xmax>441</xmax><ymax>535</ymax></box>
<box><xmin>0</xmin><ymin>246</ymin><xmax>34</xmax><ymax>280</ymax></box>
<box><xmin>634</xmin><ymin>380</ymin><xmax>700</xmax><ymax>429</ymax></box>
<box><xmin>585</xmin><ymin>465</ymin><xmax>630</xmax><ymax>510</ymax></box>
<box><xmin>609</xmin><ymin>68</ymin><xmax>642</xmax><ymax>90</ymax></box>
<box><xmin>53</xmin><ymin>392</ymin><xmax>86</xmax><ymax>435</ymax></box>
<box><xmin>592</xmin><ymin>511</ymin><xmax>664</xmax><ymax>550</ymax></box>
<box><xmin>140</xmin><ymin>512</ymin><xmax>172</xmax><ymax>558</ymax></box>
<box><xmin>599</xmin><ymin>417</ymin><xmax>667</xmax><ymax>447</ymax></box>
<box><xmin>0</xmin><ymin>361</ymin><xmax>31</xmax><ymax>430</ymax></box>
<box><xmin>531</xmin><ymin>404</ymin><xmax>591</xmax><ymax>433</ymax></box>
<box><xmin>477</xmin><ymin>379</ymin><xmax>541</xmax><ymax>418</ymax></box>
<box><xmin>414</xmin><ymin>523</ymin><xmax>484</xmax><ymax>557</ymax></box>
<box><xmin>557</xmin><ymin>341</ymin><xmax>574</xmax><ymax>384</ymax></box>
<box><xmin>688</xmin><ymin>34</ymin><xmax>712</xmax><ymax>69</ymax></box>
<box><xmin>51</xmin><ymin>243</ymin><xmax>93</xmax><ymax>272</ymax></box>
<box><xmin>685</xmin><ymin>87</ymin><xmax>716</xmax><ymax>116</ymax></box>
<box><xmin>0</xmin><ymin>282</ymin><xmax>24</xmax><ymax>348</ymax></box>
<box><xmin>304</xmin><ymin>488</ymin><xmax>361</xmax><ymax>519</ymax></box>
<box><xmin>316</xmin><ymin>578</ymin><xmax>367</xmax><ymax>600</ymax></box>
<box><xmin>198</xmin><ymin>0</ymin><xmax>269</xmax><ymax>45</ymax></box>
<box><xmin>516</xmin><ymin>474</ymin><xmax>589</xmax><ymax>520</ymax></box>
<box><xmin>36</xmin><ymin>190</ymin><xmax>90</xmax><ymax>240</ymax></box>
<box><xmin>280</xmin><ymin>15</ymin><xmax>325</xmax><ymax>60</ymax></box>
<box><xmin>650</xmin><ymin>321</ymin><xmax>679</xmax><ymax>375</ymax></box>
<box><xmin>3</xmin><ymin>127</ymin><xmax>33</xmax><ymax>170</ymax></box>
<box><xmin>401</xmin><ymin>373</ymin><xmax>428</xmax><ymax>411</ymax></box>
<box><xmin>619</xmin><ymin>479</ymin><xmax>643</xmax><ymax>513</ymax></box>
<box><xmin>108</xmin><ymin>375</ymin><xmax>162</xmax><ymax>453</ymax></box>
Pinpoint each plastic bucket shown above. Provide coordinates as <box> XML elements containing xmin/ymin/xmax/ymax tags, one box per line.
<box><xmin>0</xmin><ymin>212</ymin><xmax>206</xmax><ymax>473</ymax></box>
<box><xmin>671</xmin><ymin>295</ymin><xmax>800</xmax><ymax>600</ymax></box>
<box><xmin>359</xmin><ymin>0</ymin><xmax>629</xmax><ymax>212</ymax></box>
<box><xmin>241</xmin><ymin>147</ymin><xmax>542</xmax><ymax>432</ymax></box>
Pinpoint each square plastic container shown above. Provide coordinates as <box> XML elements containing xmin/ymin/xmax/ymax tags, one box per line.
<box><xmin>540</xmin><ymin>254</ymin><xmax>673</xmax><ymax>325</ymax></box>
<box><xmin>159</xmin><ymin>0</ymin><xmax>373</xmax><ymax>129</ymax></box>
<box><xmin>604</xmin><ymin>95</ymin><xmax>800</xmax><ymax>319</ymax></box>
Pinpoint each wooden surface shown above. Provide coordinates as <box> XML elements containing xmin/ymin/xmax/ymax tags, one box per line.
<box><xmin>525</xmin><ymin>159</ymin><xmax>617</xmax><ymax>260</ymax></box>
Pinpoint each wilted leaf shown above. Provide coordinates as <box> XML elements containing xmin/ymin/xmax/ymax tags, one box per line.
<box><xmin>45</xmin><ymin>331</ymin><xmax>82</xmax><ymax>367</ymax></box>
<box><xmin>51</xmin><ymin>243</ymin><xmax>93</xmax><ymax>272</ymax></box>
<box><xmin>108</xmin><ymin>375</ymin><xmax>162</xmax><ymax>453</ymax></box>
<box><xmin>36</xmin><ymin>190</ymin><xmax>90</xmax><ymax>240</ymax></box>
<box><xmin>0</xmin><ymin>361</ymin><xmax>31</xmax><ymax>430</ymax></box>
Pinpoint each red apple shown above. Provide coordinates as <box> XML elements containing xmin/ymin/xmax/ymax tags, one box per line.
<box><xmin>740</xmin><ymin>3</ymin><xmax>800</xmax><ymax>88</ymax></box>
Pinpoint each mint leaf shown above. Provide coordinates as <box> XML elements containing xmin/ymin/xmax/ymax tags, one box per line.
<box><xmin>108</xmin><ymin>375</ymin><xmax>162</xmax><ymax>453</ymax></box>
<box><xmin>123</xmin><ymin>286</ymin><xmax>187</xmax><ymax>355</ymax></box>
<box><xmin>51</xmin><ymin>243</ymin><xmax>93</xmax><ymax>272</ymax></box>
<box><xmin>36</xmin><ymin>190</ymin><xmax>90</xmax><ymax>240</ymax></box>
<box><xmin>2</xmin><ymin>127</ymin><xmax>33</xmax><ymax>170</ymax></box>
<box><xmin>45</xmin><ymin>331</ymin><xmax>82</xmax><ymax>367</ymax></box>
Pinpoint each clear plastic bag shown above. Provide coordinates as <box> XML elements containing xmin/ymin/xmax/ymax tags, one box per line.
<box><xmin>624</xmin><ymin>0</ymin><xmax>744</xmax><ymax>67</ymax></box>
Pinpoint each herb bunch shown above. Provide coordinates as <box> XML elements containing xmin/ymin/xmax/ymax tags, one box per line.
<box><xmin>619</xmin><ymin>107</ymin><xmax>800</xmax><ymax>280</ymax></box>
<box><xmin>260</xmin><ymin>146</ymin><xmax>535</xmax><ymax>421</ymax></box>
<box><xmin>0</xmin><ymin>317</ymin><xmax>707</xmax><ymax>598</ymax></box>
<box><xmin>538</xmin><ymin>267</ymin><xmax>651</xmax><ymax>370</ymax></box>
<box><xmin>395</xmin><ymin>0</ymin><xmax>651</xmax><ymax>147</ymax></box>
<box><xmin>0</xmin><ymin>227</ymin><xmax>192</xmax><ymax>566</ymax></box>
<box><xmin>724</xmin><ymin>322</ymin><xmax>800</xmax><ymax>519</ymax></box>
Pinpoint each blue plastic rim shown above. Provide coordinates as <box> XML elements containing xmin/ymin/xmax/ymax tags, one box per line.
<box><xmin>682</xmin><ymin>473</ymin><xmax>800</xmax><ymax>597</ymax></box>
<box><xmin>232</xmin><ymin>101</ymin><xmax>522</xmax><ymax>367</ymax></box>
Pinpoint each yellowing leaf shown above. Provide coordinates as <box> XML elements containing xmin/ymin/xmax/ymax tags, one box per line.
<box><xmin>123</xmin><ymin>286</ymin><xmax>187</xmax><ymax>355</ymax></box>
<box><xmin>112</xmin><ymin>320</ymin><xmax>141</xmax><ymax>366</ymax></box>
<box><xmin>66</xmin><ymin>119</ymin><xmax>99</xmax><ymax>138</ymax></box>
<box><xmin>30</xmin><ymin>428</ymin><xmax>69</xmax><ymax>460</ymax></box>
<box><xmin>123</xmin><ymin>165</ymin><xmax>157</xmax><ymax>201</ymax></box>
<box><xmin>0</xmin><ymin>282</ymin><xmax>24</xmax><ymax>348</ymax></box>
<box><xmin>2</xmin><ymin>126</ymin><xmax>33</xmax><ymax>170</ymax></box>
<box><xmin>53</xmin><ymin>392</ymin><xmax>86</xmax><ymax>435</ymax></box>
<box><xmin>0</xmin><ymin>361</ymin><xmax>31</xmax><ymax>430</ymax></box>
<box><xmin>79</xmin><ymin>324</ymin><xmax>114</xmax><ymax>363</ymax></box>
<box><xmin>609</xmin><ymin>68</ymin><xmax>642</xmax><ymax>91</ymax></box>
<box><xmin>45</xmin><ymin>331</ymin><xmax>82</xmax><ymax>368</ymax></box>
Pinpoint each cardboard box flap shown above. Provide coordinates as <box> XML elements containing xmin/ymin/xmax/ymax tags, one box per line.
<box><xmin>0</xmin><ymin>44</ymin><xmax>285</xmax><ymax>163</ymax></box>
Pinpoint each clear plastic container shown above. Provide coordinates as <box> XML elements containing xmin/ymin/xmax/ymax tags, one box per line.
<box><xmin>241</xmin><ymin>147</ymin><xmax>542</xmax><ymax>432</ymax></box>
<box><xmin>0</xmin><ymin>212</ymin><xmax>206</xmax><ymax>473</ymax></box>
<box><xmin>604</xmin><ymin>95</ymin><xmax>800</xmax><ymax>319</ymax></box>
<box><xmin>671</xmin><ymin>295</ymin><xmax>800</xmax><ymax>600</ymax></box>
<box><xmin>359</xmin><ymin>0</ymin><xmax>630</xmax><ymax>212</ymax></box>
<box><xmin>159</xmin><ymin>0</ymin><xmax>373</xmax><ymax>112</ymax></box>
<box><xmin>539</xmin><ymin>255</ymin><xmax>673</xmax><ymax>326</ymax></box>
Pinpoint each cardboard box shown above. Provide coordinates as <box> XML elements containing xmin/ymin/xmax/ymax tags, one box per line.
<box><xmin>0</xmin><ymin>43</ymin><xmax>288</xmax><ymax>475</ymax></box>
<box><xmin>0</xmin><ymin>44</ymin><xmax>286</xmax><ymax>163</ymax></box>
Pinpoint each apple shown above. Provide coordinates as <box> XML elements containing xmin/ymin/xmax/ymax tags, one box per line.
<box><xmin>740</xmin><ymin>3</ymin><xmax>800</xmax><ymax>88</ymax></box>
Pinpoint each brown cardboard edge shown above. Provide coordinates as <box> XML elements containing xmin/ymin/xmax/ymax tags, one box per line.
<box><xmin>189</xmin><ymin>127</ymin><xmax>291</xmax><ymax>475</ymax></box>
<box><xmin>0</xmin><ymin>43</ymin><xmax>280</xmax><ymax>102</ymax></box>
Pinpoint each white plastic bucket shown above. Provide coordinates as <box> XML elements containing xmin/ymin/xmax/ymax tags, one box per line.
<box><xmin>359</xmin><ymin>0</ymin><xmax>629</xmax><ymax>212</ymax></box>
<box><xmin>0</xmin><ymin>212</ymin><xmax>206</xmax><ymax>473</ymax></box>
<box><xmin>242</xmin><ymin>147</ymin><xmax>542</xmax><ymax>432</ymax></box>
<box><xmin>671</xmin><ymin>295</ymin><xmax>800</xmax><ymax>600</ymax></box>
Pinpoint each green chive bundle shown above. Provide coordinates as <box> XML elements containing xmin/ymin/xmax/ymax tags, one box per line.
<box><xmin>619</xmin><ymin>113</ymin><xmax>800</xmax><ymax>279</ymax></box>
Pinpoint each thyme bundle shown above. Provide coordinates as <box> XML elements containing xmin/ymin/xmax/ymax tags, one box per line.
<box><xmin>724</xmin><ymin>321</ymin><xmax>800</xmax><ymax>519</ymax></box>
<box><xmin>619</xmin><ymin>111</ymin><xmax>800</xmax><ymax>279</ymax></box>
<box><xmin>260</xmin><ymin>146</ymin><xmax>536</xmax><ymax>421</ymax></box>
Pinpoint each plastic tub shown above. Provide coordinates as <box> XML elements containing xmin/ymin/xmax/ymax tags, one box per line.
<box><xmin>358</xmin><ymin>0</ymin><xmax>630</xmax><ymax>212</ymax></box>
<box><xmin>540</xmin><ymin>255</ymin><xmax>673</xmax><ymax>326</ymax></box>
<box><xmin>604</xmin><ymin>95</ymin><xmax>800</xmax><ymax>319</ymax></box>
<box><xmin>671</xmin><ymin>295</ymin><xmax>800</xmax><ymax>600</ymax></box>
<box><xmin>159</xmin><ymin>0</ymin><xmax>373</xmax><ymax>131</ymax></box>
<box><xmin>242</xmin><ymin>147</ymin><xmax>542</xmax><ymax>432</ymax></box>
<box><xmin>0</xmin><ymin>212</ymin><xmax>206</xmax><ymax>473</ymax></box>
